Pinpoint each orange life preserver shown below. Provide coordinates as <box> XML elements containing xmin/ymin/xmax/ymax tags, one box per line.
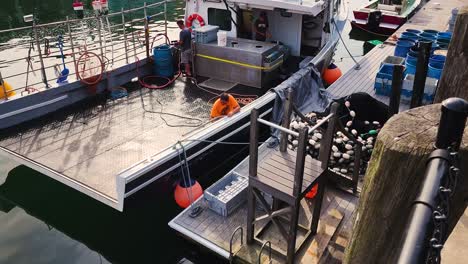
<box><xmin>186</xmin><ymin>13</ymin><xmax>205</xmax><ymax>28</ymax></box>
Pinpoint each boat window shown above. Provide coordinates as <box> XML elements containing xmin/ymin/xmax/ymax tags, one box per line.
<box><xmin>207</xmin><ymin>8</ymin><xmax>232</xmax><ymax>31</ymax></box>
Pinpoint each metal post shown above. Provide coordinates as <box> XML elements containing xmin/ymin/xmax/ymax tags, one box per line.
<box><xmin>33</xmin><ymin>20</ymin><xmax>49</xmax><ymax>88</ymax></box>
<box><xmin>0</xmin><ymin>71</ymin><xmax>8</xmax><ymax>101</ymax></box>
<box><xmin>388</xmin><ymin>65</ymin><xmax>404</xmax><ymax>117</ymax></box>
<box><xmin>66</xmin><ymin>17</ymin><xmax>77</xmax><ymax>73</ymax></box>
<box><xmin>121</xmin><ymin>8</ymin><xmax>129</xmax><ymax>64</ymax></box>
<box><xmin>280</xmin><ymin>89</ymin><xmax>293</xmax><ymax>152</ymax></box>
<box><xmin>164</xmin><ymin>1</ymin><xmax>168</xmax><ymax>37</ymax></box>
<box><xmin>97</xmin><ymin>17</ymin><xmax>104</xmax><ymax>61</ymax></box>
<box><xmin>143</xmin><ymin>2</ymin><xmax>150</xmax><ymax>60</ymax></box>
<box><xmin>410</xmin><ymin>41</ymin><xmax>431</xmax><ymax>108</ymax></box>
<box><xmin>397</xmin><ymin>149</ymin><xmax>450</xmax><ymax>264</ymax></box>
<box><xmin>435</xmin><ymin>98</ymin><xmax>468</xmax><ymax>150</ymax></box>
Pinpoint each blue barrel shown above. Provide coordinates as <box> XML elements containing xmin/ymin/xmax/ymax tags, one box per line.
<box><xmin>401</xmin><ymin>32</ymin><xmax>419</xmax><ymax>41</ymax></box>
<box><xmin>436</xmin><ymin>38</ymin><xmax>450</xmax><ymax>49</ymax></box>
<box><xmin>428</xmin><ymin>62</ymin><xmax>444</xmax><ymax>79</ymax></box>
<box><xmin>394</xmin><ymin>40</ymin><xmax>414</xmax><ymax>57</ymax></box>
<box><xmin>405</xmin><ymin>60</ymin><xmax>417</xmax><ymax>75</ymax></box>
<box><xmin>406</xmin><ymin>53</ymin><xmax>418</xmax><ymax>65</ymax></box>
<box><xmin>406</xmin><ymin>29</ymin><xmax>422</xmax><ymax>34</ymax></box>
<box><xmin>437</xmin><ymin>32</ymin><xmax>452</xmax><ymax>39</ymax></box>
<box><xmin>429</xmin><ymin>55</ymin><xmax>446</xmax><ymax>64</ymax></box>
<box><xmin>153</xmin><ymin>44</ymin><xmax>174</xmax><ymax>78</ymax></box>
<box><xmin>419</xmin><ymin>33</ymin><xmax>437</xmax><ymax>40</ymax></box>
<box><xmin>423</xmin><ymin>29</ymin><xmax>439</xmax><ymax>35</ymax></box>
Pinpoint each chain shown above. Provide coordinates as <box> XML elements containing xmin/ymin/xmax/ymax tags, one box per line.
<box><xmin>426</xmin><ymin>147</ymin><xmax>460</xmax><ymax>264</ymax></box>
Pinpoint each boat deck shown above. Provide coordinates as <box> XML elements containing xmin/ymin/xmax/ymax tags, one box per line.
<box><xmin>169</xmin><ymin>139</ymin><xmax>359</xmax><ymax>263</ymax></box>
<box><xmin>0</xmin><ymin>78</ymin><xmax>216</xmax><ymax>208</ymax></box>
<box><xmin>328</xmin><ymin>0</ymin><xmax>462</xmax><ymax>107</ymax></box>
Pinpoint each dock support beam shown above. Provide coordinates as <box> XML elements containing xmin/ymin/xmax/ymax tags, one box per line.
<box><xmin>410</xmin><ymin>41</ymin><xmax>431</xmax><ymax>108</ymax></box>
<box><xmin>388</xmin><ymin>65</ymin><xmax>404</xmax><ymax>117</ymax></box>
<box><xmin>247</xmin><ymin>108</ymin><xmax>260</xmax><ymax>243</ymax></box>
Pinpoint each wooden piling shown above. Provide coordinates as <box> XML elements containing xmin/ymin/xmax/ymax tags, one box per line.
<box><xmin>434</xmin><ymin>6</ymin><xmax>468</xmax><ymax>103</ymax></box>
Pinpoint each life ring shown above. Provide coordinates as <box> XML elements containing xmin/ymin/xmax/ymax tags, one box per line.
<box><xmin>186</xmin><ymin>13</ymin><xmax>205</xmax><ymax>28</ymax></box>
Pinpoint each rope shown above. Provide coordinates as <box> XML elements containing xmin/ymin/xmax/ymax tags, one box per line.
<box><xmin>333</xmin><ymin>20</ymin><xmax>361</xmax><ymax>70</ymax></box>
<box><xmin>196</xmin><ymin>53</ymin><xmax>283</xmax><ymax>71</ymax></box>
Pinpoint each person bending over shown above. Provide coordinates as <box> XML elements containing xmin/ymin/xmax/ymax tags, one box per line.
<box><xmin>210</xmin><ymin>93</ymin><xmax>240</xmax><ymax>120</ymax></box>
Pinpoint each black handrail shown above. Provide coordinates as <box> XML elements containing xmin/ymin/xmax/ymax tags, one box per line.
<box><xmin>397</xmin><ymin>98</ymin><xmax>468</xmax><ymax>264</ymax></box>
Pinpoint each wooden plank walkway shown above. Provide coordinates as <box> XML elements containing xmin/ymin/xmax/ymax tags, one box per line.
<box><xmin>328</xmin><ymin>0</ymin><xmax>464</xmax><ymax>109</ymax></box>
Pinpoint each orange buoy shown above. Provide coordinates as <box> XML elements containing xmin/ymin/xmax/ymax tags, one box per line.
<box><xmin>174</xmin><ymin>179</ymin><xmax>203</xmax><ymax>208</ymax></box>
<box><xmin>0</xmin><ymin>81</ymin><xmax>15</xmax><ymax>99</ymax></box>
<box><xmin>323</xmin><ymin>63</ymin><xmax>342</xmax><ymax>85</ymax></box>
<box><xmin>305</xmin><ymin>183</ymin><xmax>319</xmax><ymax>199</ymax></box>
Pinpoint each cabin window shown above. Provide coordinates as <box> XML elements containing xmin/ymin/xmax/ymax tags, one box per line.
<box><xmin>207</xmin><ymin>8</ymin><xmax>232</xmax><ymax>31</ymax></box>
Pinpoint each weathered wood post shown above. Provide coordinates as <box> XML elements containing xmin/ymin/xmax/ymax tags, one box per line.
<box><xmin>344</xmin><ymin>101</ymin><xmax>468</xmax><ymax>264</ymax></box>
<box><xmin>434</xmin><ymin>6</ymin><xmax>468</xmax><ymax>102</ymax></box>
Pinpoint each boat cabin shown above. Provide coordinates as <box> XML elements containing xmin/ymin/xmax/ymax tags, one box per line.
<box><xmin>184</xmin><ymin>0</ymin><xmax>336</xmax><ymax>88</ymax></box>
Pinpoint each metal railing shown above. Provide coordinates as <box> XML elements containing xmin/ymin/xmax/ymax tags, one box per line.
<box><xmin>0</xmin><ymin>1</ymin><xmax>171</xmax><ymax>98</ymax></box>
<box><xmin>397</xmin><ymin>98</ymin><xmax>468</xmax><ymax>264</ymax></box>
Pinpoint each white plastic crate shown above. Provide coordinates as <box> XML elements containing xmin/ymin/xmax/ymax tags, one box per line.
<box><xmin>193</xmin><ymin>25</ymin><xmax>219</xmax><ymax>44</ymax></box>
<box><xmin>401</xmin><ymin>74</ymin><xmax>438</xmax><ymax>104</ymax></box>
<box><xmin>204</xmin><ymin>171</ymin><xmax>248</xmax><ymax>217</ymax></box>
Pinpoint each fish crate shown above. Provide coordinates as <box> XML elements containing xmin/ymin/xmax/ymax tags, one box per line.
<box><xmin>204</xmin><ymin>171</ymin><xmax>248</xmax><ymax>217</ymax></box>
<box><xmin>193</xmin><ymin>25</ymin><xmax>219</xmax><ymax>44</ymax></box>
<box><xmin>374</xmin><ymin>64</ymin><xmax>394</xmax><ymax>96</ymax></box>
<box><xmin>380</xmin><ymin>55</ymin><xmax>405</xmax><ymax>68</ymax></box>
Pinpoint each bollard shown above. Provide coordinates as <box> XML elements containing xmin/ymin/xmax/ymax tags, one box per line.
<box><xmin>388</xmin><ymin>65</ymin><xmax>405</xmax><ymax>117</ymax></box>
<box><xmin>435</xmin><ymin>98</ymin><xmax>468</xmax><ymax>150</ymax></box>
<box><xmin>410</xmin><ymin>41</ymin><xmax>431</xmax><ymax>108</ymax></box>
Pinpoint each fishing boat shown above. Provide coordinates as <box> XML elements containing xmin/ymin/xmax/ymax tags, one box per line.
<box><xmin>0</xmin><ymin>0</ymin><xmax>343</xmax><ymax>211</ymax></box>
<box><xmin>351</xmin><ymin>0</ymin><xmax>421</xmax><ymax>35</ymax></box>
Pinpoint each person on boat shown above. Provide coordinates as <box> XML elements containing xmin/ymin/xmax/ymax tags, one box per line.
<box><xmin>210</xmin><ymin>93</ymin><xmax>240</xmax><ymax>120</ymax></box>
<box><xmin>177</xmin><ymin>20</ymin><xmax>192</xmax><ymax>77</ymax></box>
<box><xmin>254</xmin><ymin>11</ymin><xmax>271</xmax><ymax>41</ymax></box>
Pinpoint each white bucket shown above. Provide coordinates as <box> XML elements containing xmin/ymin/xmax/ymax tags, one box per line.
<box><xmin>217</xmin><ymin>31</ymin><xmax>227</xmax><ymax>46</ymax></box>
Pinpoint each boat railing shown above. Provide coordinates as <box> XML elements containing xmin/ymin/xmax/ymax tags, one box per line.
<box><xmin>396</xmin><ymin>98</ymin><xmax>467</xmax><ymax>264</ymax></box>
<box><xmin>0</xmin><ymin>1</ymin><xmax>172</xmax><ymax>98</ymax></box>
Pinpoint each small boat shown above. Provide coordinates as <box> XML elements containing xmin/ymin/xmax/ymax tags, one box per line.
<box><xmin>351</xmin><ymin>0</ymin><xmax>422</xmax><ymax>35</ymax></box>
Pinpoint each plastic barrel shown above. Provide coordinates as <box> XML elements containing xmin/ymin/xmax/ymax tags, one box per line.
<box><xmin>423</xmin><ymin>29</ymin><xmax>439</xmax><ymax>35</ymax></box>
<box><xmin>405</xmin><ymin>60</ymin><xmax>417</xmax><ymax>75</ymax></box>
<box><xmin>401</xmin><ymin>32</ymin><xmax>419</xmax><ymax>41</ymax></box>
<box><xmin>405</xmin><ymin>29</ymin><xmax>422</xmax><ymax>34</ymax></box>
<box><xmin>429</xmin><ymin>55</ymin><xmax>446</xmax><ymax>64</ymax></box>
<box><xmin>394</xmin><ymin>40</ymin><xmax>414</xmax><ymax>57</ymax></box>
<box><xmin>406</xmin><ymin>53</ymin><xmax>418</xmax><ymax>65</ymax></box>
<box><xmin>153</xmin><ymin>44</ymin><xmax>174</xmax><ymax>78</ymax></box>
<box><xmin>436</xmin><ymin>38</ymin><xmax>450</xmax><ymax>49</ymax></box>
<box><xmin>428</xmin><ymin>62</ymin><xmax>444</xmax><ymax>79</ymax></box>
<box><xmin>419</xmin><ymin>33</ymin><xmax>437</xmax><ymax>40</ymax></box>
<box><xmin>437</xmin><ymin>32</ymin><xmax>452</xmax><ymax>39</ymax></box>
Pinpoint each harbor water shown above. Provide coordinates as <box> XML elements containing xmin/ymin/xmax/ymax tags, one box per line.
<box><xmin>0</xmin><ymin>0</ymin><xmax>384</xmax><ymax>263</ymax></box>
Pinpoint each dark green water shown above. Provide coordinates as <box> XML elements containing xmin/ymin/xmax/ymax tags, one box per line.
<box><xmin>0</xmin><ymin>1</ymin><xmax>380</xmax><ymax>263</ymax></box>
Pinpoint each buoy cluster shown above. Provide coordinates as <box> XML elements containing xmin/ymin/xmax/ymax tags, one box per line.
<box><xmin>287</xmin><ymin>101</ymin><xmax>381</xmax><ymax>176</ymax></box>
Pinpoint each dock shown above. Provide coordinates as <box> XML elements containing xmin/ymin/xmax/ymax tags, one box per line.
<box><xmin>170</xmin><ymin>0</ymin><xmax>465</xmax><ymax>263</ymax></box>
<box><xmin>328</xmin><ymin>0</ymin><xmax>464</xmax><ymax>104</ymax></box>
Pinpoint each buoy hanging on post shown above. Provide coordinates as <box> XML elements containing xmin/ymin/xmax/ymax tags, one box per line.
<box><xmin>73</xmin><ymin>1</ymin><xmax>84</xmax><ymax>19</ymax></box>
<box><xmin>305</xmin><ymin>183</ymin><xmax>319</xmax><ymax>199</ymax></box>
<box><xmin>174</xmin><ymin>179</ymin><xmax>203</xmax><ymax>209</ymax></box>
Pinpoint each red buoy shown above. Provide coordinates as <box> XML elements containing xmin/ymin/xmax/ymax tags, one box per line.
<box><xmin>174</xmin><ymin>180</ymin><xmax>203</xmax><ymax>208</ymax></box>
<box><xmin>305</xmin><ymin>183</ymin><xmax>319</xmax><ymax>199</ymax></box>
<box><xmin>323</xmin><ymin>63</ymin><xmax>342</xmax><ymax>85</ymax></box>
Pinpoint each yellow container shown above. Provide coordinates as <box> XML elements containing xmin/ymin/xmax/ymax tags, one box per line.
<box><xmin>0</xmin><ymin>81</ymin><xmax>15</xmax><ymax>99</ymax></box>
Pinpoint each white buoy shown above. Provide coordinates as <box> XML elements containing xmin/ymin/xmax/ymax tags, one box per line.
<box><xmin>314</xmin><ymin>143</ymin><xmax>321</xmax><ymax>149</ymax></box>
<box><xmin>373</xmin><ymin>121</ymin><xmax>380</xmax><ymax>126</ymax></box>
<box><xmin>336</xmin><ymin>131</ymin><xmax>343</xmax><ymax>137</ymax></box>
<box><xmin>340</xmin><ymin>168</ymin><xmax>348</xmax><ymax>174</ymax></box>
<box><xmin>346</xmin><ymin>120</ymin><xmax>353</xmax><ymax>127</ymax></box>
<box><xmin>288</xmin><ymin>144</ymin><xmax>293</xmax><ymax>150</ymax></box>
<box><xmin>345</xmin><ymin>144</ymin><xmax>353</xmax><ymax>150</ymax></box>
<box><xmin>309</xmin><ymin>139</ymin><xmax>316</xmax><ymax>145</ymax></box>
<box><xmin>314</xmin><ymin>133</ymin><xmax>322</xmax><ymax>139</ymax></box>
<box><xmin>312</xmin><ymin>136</ymin><xmax>318</xmax><ymax>141</ymax></box>
<box><xmin>343</xmin><ymin>153</ymin><xmax>351</xmax><ymax>159</ymax></box>
<box><xmin>292</xmin><ymin>140</ymin><xmax>298</xmax><ymax>146</ymax></box>
<box><xmin>346</xmin><ymin>150</ymin><xmax>355</xmax><ymax>155</ymax></box>
<box><xmin>333</xmin><ymin>167</ymin><xmax>340</xmax><ymax>172</ymax></box>
<box><xmin>345</xmin><ymin>101</ymin><xmax>351</xmax><ymax>108</ymax></box>
<box><xmin>332</xmin><ymin>145</ymin><xmax>339</xmax><ymax>152</ymax></box>
<box><xmin>336</xmin><ymin>138</ymin><xmax>343</xmax><ymax>144</ymax></box>
<box><xmin>351</xmin><ymin>129</ymin><xmax>358</xmax><ymax>136</ymax></box>
<box><xmin>365</xmin><ymin>120</ymin><xmax>370</xmax><ymax>125</ymax></box>
<box><xmin>343</xmin><ymin>136</ymin><xmax>349</xmax><ymax>142</ymax></box>
<box><xmin>350</xmin><ymin>110</ymin><xmax>356</xmax><ymax>117</ymax></box>
<box><xmin>333</xmin><ymin>152</ymin><xmax>341</xmax><ymax>158</ymax></box>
